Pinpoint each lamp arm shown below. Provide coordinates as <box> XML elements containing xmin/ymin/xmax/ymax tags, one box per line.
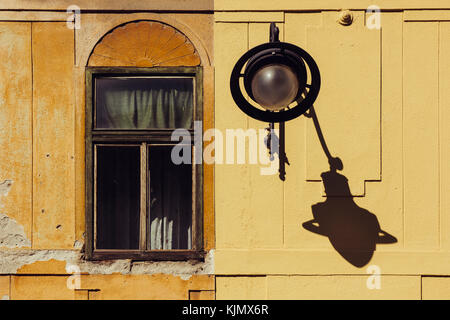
<box><xmin>305</xmin><ymin>106</ymin><xmax>343</xmax><ymax>171</ymax></box>
<box><xmin>270</xmin><ymin>22</ymin><xmax>280</xmax><ymax>43</ymax></box>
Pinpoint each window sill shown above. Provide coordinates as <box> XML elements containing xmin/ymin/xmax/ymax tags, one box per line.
<box><xmin>87</xmin><ymin>249</ymin><xmax>206</xmax><ymax>262</ymax></box>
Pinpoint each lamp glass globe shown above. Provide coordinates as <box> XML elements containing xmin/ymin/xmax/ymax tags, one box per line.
<box><xmin>250</xmin><ymin>64</ymin><xmax>299</xmax><ymax>111</ymax></box>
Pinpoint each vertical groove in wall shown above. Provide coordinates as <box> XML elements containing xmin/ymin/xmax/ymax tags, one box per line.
<box><xmin>402</xmin><ymin>20</ymin><xmax>440</xmax><ymax>249</ymax></box>
<box><xmin>282</xmin><ymin>158</ymin><xmax>285</xmax><ymax>247</ymax></box>
<box><xmin>401</xmin><ymin>12</ymin><xmax>405</xmax><ymax>249</ymax></box>
<box><xmin>73</xmin><ymin>25</ymin><xmax>77</xmax><ymax>246</ymax></box>
<box><xmin>245</xmin><ymin>22</ymin><xmax>250</xmax><ymax>249</ymax></box>
<box><xmin>379</xmin><ymin>19</ymin><xmax>383</xmax><ymax>181</ymax></box>
<box><xmin>73</xmin><ymin>18</ymin><xmax>76</xmax><ymax>66</ymax></box>
<box><xmin>437</xmin><ymin>21</ymin><xmax>441</xmax><ymax>249</ymax></box>
<box><xmin>282</xmin><ymin>12</ymin><xmax>285</xmax><ymax>248</ymax></box>
<box><xmin>214</xmin><ymin>275</ymin><xmax>217</xmax><ymax>300</ymax></box>
<box><xmin>30</xmin><ymin>22</ymin><xmax>34</xmax><ymax>249</ymax></box>
<box><xmin>438</xmin><ymin>21</ymin><xmax>450</xmax><ymax>252</ymax></box>
<box><xmin>265</xmin><ymin>275</ymin><xmax>268</xmax><ymax>299</ymax></box>
<box><xmin>420</xmin><ymin>275</ymin><xmax>423</xmax><ymax>300</ymax></box>
<box><xmin>246</xmin><ymin>22</ymin><xmax>249</xmax><ymax>133</ymax></box>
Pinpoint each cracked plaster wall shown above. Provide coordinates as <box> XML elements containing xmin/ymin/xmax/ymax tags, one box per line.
<box><xmin>0</xmin><ymin>180</ymin><xmax>214</xmax><ymax>278</ymax></box>
<box><xmin>0</xmin><ymin>180</ymin><xmax>31</xmax><ymax>248</ymax></box>
<box><xmin>0</xmin><ymin>249</ymin><xmax>214</xmax><ymax>278</ymax></box>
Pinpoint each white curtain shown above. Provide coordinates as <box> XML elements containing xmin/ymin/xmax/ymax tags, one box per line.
<box><xmin>148</xmin><ymin>146</ymin><xmax>192</xmax><ymax>250</ymax></box>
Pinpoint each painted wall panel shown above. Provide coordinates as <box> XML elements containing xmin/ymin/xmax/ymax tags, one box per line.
<box><xmin>9</xmin><ymin>273</ymin><xmax>214</xmax><ymax>300</ymax></box>
<box><xmin>79</xmin><ymin>274</ymin><xmax>214</xmax><ymax>300</ymax></box>
<box><xmin>305</xmin><ymin>16</ymin><xmax>381</xmax><ymax>196</ymax></box>
<box><xmin>215</xmin><ymin>12</ymin><xmax>284</xmax><ymax>23</ymax></box>
<box><xmin>358</xmin><ymin>12</ymin><xmax>404</xmax><ymax>251</ymax></box>
<box><xmin>74</xmin><ymin>67</ymin><xmax>85</xmax><ymax>245</ymax></box>
<box><xmin>214</xmin><ymin>250</ymin><xmax>450</xmax><ymax>275</ymax></box>
<box><xmin>203</xmin><ymin>65</ymin><xmax>216</xmax><ymax>250</ymax></box>
<box><xmin>214</xmin><ymin>22</ymin><xmax>252</xmax><ymax>249</ymax></box>
<box><xmin>216</xmin><ymin>276</ymin><xmax>267</xmax><ymax>300</ymax></box>
<box><xmin>215</xmin><ymin>9</ymin><xmax>448</xmax><ymax>278</ymax></box>
<box><xmin>422</xmin><ymin>277</ymin><xmax>450</xmax><ymax>300</ymax></box>
<box><xmin>215</xmin><ymin>10</ymin><xmax>443</xmax><ymax>271</ymax></box>
<box><xmin>215</xmin><ymin>0</ymin><xmax>450</xmax><ymax>11</ymax></box>
<box><xmin>0</xmin><ymin>275</ymin><xmax>10</xmax><ymax>300</ymax></box>
<box><xmin>439</xmin><ymin>22</ymin><xmax>450</xmax><ymax>251</ymax></box>
<box><xmin>403</xmin><ymin>22</ymin><xmax>440</xmax><ymax>250</ymax></box>
<box><xmin>11</xmin><ymin>275</ymin><xmax>76</xmax><ymax>300</ymax></box>
<box><xmin>267</xmin><ymin>275</ymin><xmax>421</xmax><ymax>300</ymax></box>
<box><xmin>32</xmin><ymin>22</ymin><xmax>75</xmax><ymax>249</ymax></box>
<box><xmin>284</xmin><ymin>13</ymin><xmax>325</xmax><ymax>250</ymax></box>
<box><xmin>404</xmin><ymin>10</ymin><xmax>450</xmax><ymax>21</ymax></box>
<box><xmin>0</xmin><ymin>22</ymin><xmax>32</xmax><ymax>245</ymax></box>
<box><xmin>0</xmin><ymin>0</ymin><xmax>213</xmax><ymax>11</ymax></box>
<box><xmin>283</xmin><ymin>12</ymin><xmax>399</xmax><ymax>257</ymax></box>
<box><xmin>216</xmin><ymin>275</ymin><xmax>421</xmax><ymax>300</ymax></box>
<box><xmin>246</xmin><ymin>23</ymin><xmax>285</xmax><ymax>248</ymax></box>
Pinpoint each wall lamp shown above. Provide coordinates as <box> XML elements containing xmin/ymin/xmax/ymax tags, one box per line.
<box><xmin>230</xmin><ymin>23</ymin><xmax>321</xmax><ymax>180</ymax></box>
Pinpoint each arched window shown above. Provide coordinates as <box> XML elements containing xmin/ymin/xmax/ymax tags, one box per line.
<box><xmin>85</xmin><ymin>21</ymin><xmax>203</xmax><ymax>260</ymax></box>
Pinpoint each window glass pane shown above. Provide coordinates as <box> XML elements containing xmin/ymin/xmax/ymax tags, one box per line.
<box><xmin>96</xmin><ymin>146</ymin><xmax>140</xmax><ymax>249</ymax></box>
<box><xmin>148</xmin><ymin>145</ymin><xmax>192</xmax><ymax>250</ymax></box>
<box><xmin>95</xmin><ymin>77</ymin><xmax>194</xmax><ymax>129</ymax></box>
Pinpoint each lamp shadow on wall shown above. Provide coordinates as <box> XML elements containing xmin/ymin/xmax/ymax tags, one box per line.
<box><xmin>302</xmin><ymin>107</ymin><xmax>397</xmax><ymax>268</ymax></box>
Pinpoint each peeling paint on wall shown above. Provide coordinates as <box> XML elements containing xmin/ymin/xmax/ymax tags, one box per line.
<box><xmin>0</xmin><ymin>180</ymin><xmax>13</xmax><ymax>199</ymax></box>
<box><xmin>73</xmin><ymin>240</ymin><xmax>83</xmax><ymax>249</ymax></box>
<box><xmin>0</xmin><ymin>179</ymin><xmax>214</xmax><ymax>277</ymax></box>
<box><xmin>130</xmin><ymin>250</ymin><xmax>215</xmax><ymax>280</ymax></box>
<box><xmin>0</xmin><ymin>180</ymin><xmax>31</xmax><ymax>248</ymax></box>
<box><xmin>0</xmin><ymin>213</ymin><xmax>31</xmax><ymax>248</ymax></box>
<box><xmin>0</xmin><ymin>249</ymin><xmax>214</xmax><ymax>278</ymax></box>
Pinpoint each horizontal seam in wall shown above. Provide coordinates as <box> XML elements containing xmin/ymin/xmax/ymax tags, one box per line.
<box><xmin>214</xmin><ymin>274</ymin><xmax>428</xmax><ymax>277</ymax></box>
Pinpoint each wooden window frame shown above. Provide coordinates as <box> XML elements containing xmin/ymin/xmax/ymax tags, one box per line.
<box><xmin>85</xmin><ymin>66</ymin><xmax>204</xmax><ymax>261</ymax></box>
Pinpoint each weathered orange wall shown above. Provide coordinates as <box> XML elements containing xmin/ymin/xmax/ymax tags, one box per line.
<box><xmin>0</xmin><ymin>2</ymin><xmax>215</xmax><ymax>300</ymax></box>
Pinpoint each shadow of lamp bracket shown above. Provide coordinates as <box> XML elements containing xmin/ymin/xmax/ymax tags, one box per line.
<box><xmin>230</xmin><ymin>22</ymin><xmax>321</xmax><ymax>180</ymax></box>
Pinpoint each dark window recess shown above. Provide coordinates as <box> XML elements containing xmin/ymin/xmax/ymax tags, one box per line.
<box><xmin>148</xmin><ymin>146</ymin><xmax>192</xmax><ymax>250</ymax></box>
<box><xmin>96</xmin><ymin>146</ymin><xmax>140</xmax><ymax>249</ymax></box>
<box><xmin>96</xmin><ymin>77</ymin><xmax>194</xmax><ymax>129</ymax></box>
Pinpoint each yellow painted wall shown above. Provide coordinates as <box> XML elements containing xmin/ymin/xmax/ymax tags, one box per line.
<box><xmin>214</xmin><ymin>5</ymin><xmax>450</xmax><ymax>299</ymax></box>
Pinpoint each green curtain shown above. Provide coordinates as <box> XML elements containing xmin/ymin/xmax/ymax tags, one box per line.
<box><xmin>96</xmin><ymin>78</ymin><xmax>193</xmax><ymax>129</ymax></box>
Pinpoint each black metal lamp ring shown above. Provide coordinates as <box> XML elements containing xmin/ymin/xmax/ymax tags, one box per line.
<box><xmin>243</xmin><ymin>48</ymin><xmax>308</xmax><ymax>104</ymax></box>
<box><xmin>230</xmin><ymin>41</ymin><xmax>321</xmax><ymax>123</ymax></box>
